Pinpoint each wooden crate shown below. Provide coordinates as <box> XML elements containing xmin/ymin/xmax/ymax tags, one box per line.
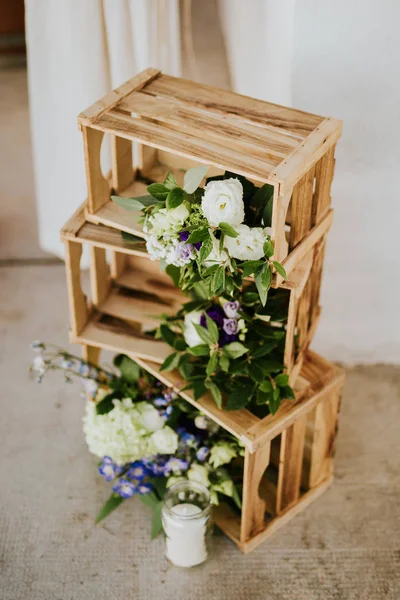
<box><xmin>78</xmin><ymin>341</ymin><xmax>344</xmax><ymax>552</ymax></box>
<box><xmin>61</xmin><ymin>206</ymin><xmax>327</xmax><ymax>388</ymax></box>
<box><xmin>77</xmin><ymin>68</ymin><xmax>341</xmax><ymax>284</ymax></box>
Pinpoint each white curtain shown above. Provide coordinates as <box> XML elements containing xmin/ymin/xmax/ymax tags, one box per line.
<box><xmin>25</xmin><ymin>0</ymin><xmax>181</xmax><ymax>258</ymax></box>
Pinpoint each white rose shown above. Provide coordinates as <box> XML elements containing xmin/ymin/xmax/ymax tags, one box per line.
<box><xmin>187</xmin><ymin>463</ymin><xmax>210</xmax><ymax>488</ymax></box>
<box><xmin>224</xmin><ymin>224</ymin><xmax>269</xmax><ymax>261</ymax></box>
<box><xmin>149</xmin><ymin>426</ymin><xmax>178</xmax><ymax>455</ymax></box>
<box><xmin>183</xmin><ymin>311</ymin><xmax>204</xmax><ymax>347</ymax></box>
<box><xmin>201</xmin><ymin>178</ymin><xmax>244</xmax><ymax>227</ymax></box>
<box><xmin>203</xmin><ymin>236</ymin><xmax>229</xmax><ymax>268</ymax></box>
<box><xmin>168</xmin><ymin>202</ymin><xmax>190</xmax><ymax>225</ymax></box>
<box><xmin>134</xmin><ymin>402</ymin><xmax>164</xmax><ymax>433</ymax></box>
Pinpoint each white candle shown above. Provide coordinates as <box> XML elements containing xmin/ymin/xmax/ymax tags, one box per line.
<box><xmin>162</xmin><ymin>502</ymin><xmax>208</xmax><ymax>567</ymax></box>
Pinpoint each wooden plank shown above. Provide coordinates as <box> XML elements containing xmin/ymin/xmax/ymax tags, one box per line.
<box><xmin>110</xmin><ymin>251</ymin><xmax>127</xmax><ymax>279</ymax></box>
<box><xmin>276</xmin><ymin>209</ymin><xmax>333</xmax><ymax>285</ymax></box>
<box><xmin>92</xmin><ymin>110</ymin><xmax>279</xmax><ymax>184</ymax></box>
<box><xmin>135</xmin><ymin>357</ymin><xmax>259</xmax><ymax>450</ymax></box>
<box><xmin>116</xmin><ymin>266</ymin><xmax>185</xmax><ymax>304</ymax></box>
<box><xmin>64</xmin><ymin>240</ymin><xmax>88</xmax><ymax>336</ymax></box>
<box><xmin>283</xmin><ymin>292</ymin><xmax>297</xmax><ymax>373</ymax></box>
<box><xmin>213</xmin><ymin>503</ymin><xmax>241</xmax><ymax>546</ymax></box>
<box><xmin>289</xmin><ymin>165</ymin><xmax>316</xmax><ymax>249</ymax></box>
<box><xmin>120</xmin><ymin>91</ymin><xmax>297</xmax><ymax>162</ymax></box>
<box><xmin>82</xmin><ymin>344</ymin><xmax>101</xmax><ymax>366</ymax></box>
<box><xmin>270</xmin><ymin>187</ymin><xmax>290</xmax><ymax>263</ymax></box>
<box><xmin>276</xmin><ymin>415</ymin><xmax>307</xmax><ymax>513</ymax></box>
<box><xmin>239</xmin><ymin>476</ymin><xmax>333</xmax><ymax>553</ymax></box>
<box><xmin>307</xmin><ymin>387</ymin><xmax>342</xmax><ymax>488</ymax></box>
<box><xmin>89</xmin><ymin>246</ymin><xmax>110</xmax><ymax>307</ymax></box>
<box><xmin>145</xmin><ymin>74</ymin><xmax>324</xmax><ymax>137</ymax></box>
<box><xmin>308</xmin><ymin>240</ymin><xmax>326</xmax><ymax>327</ymax></box>
<box><xmin>312</xmin><ymin>145</ymin><xmax>336</xmax><ymax>225</ymax></box>
<box><xmin>296</xmin><ymin>276</ymin><xmax>313</xmax><ymax>349</ymax></box>
<box><xmin>60</xmin><ymin>203</ymin><xmax>86</xmax><ymax>238</ymax></box>
<box><xmin>72</xmin><ymin>220</ymin><xmax>148</xmax><ymax>256</ymax></box>
<box><xmin>272</xmin><ymin>118</ymin><xmax>342</xmax><ymax>193</ymax></box>
<box><xmin>240</xmin><ymin>443</ymin><xmax>271</xmax><ymax>543</ymax></box>
<box><xmin>111</xmin><ymin>135</ymin><xmax>134</xmax><ymax>191</ymax></box>
<box><xmin>82</xmin><ymin>126</ymin><xmax>110</xmax><ymax>213</ymax></box>
<box><xmin>78</xmin><ymin>67</ymin><xmax>161</xmax><ymax>124</ymax></box>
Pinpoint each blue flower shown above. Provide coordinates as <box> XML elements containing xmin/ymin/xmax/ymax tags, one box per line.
<box><xmin>177</xmin><ymin>428</ymin><xmax>199</xmax><ymax>447</ymax></box>
<box><xmin>126</xmin><ymin>461</ymin><xmax>148</xmax><ymax>481</ymax></box>
<box><xmin>78</xmin><ymin>361</ymin><xmax>90</xmax><ymax>377</ymax></box>
<box><xmin>154</xmin><ymin>396</ymin><xmax>168</xmax><ymax>408</ymax></box>
<box><xmin>164</xmin><ymin>457</ymin><xmax>189</xmax><ymax>475</ymax></box>
<box><xmin>98</xmin><ymin>456</ymin><xmax>122</xmax><ymax>482</ymax></box>
<box><xmin>160</xmin><ymin>405</ymin><xmax>173</xmax><ymax>420</ymax></box>
<box><xmin>137</xmin><ymin>482</ymin><xmax>153</xmax><ymax>495</ymax></box>
<box><xmin>196</xmin><ymin>446</ymin><xmax>210</xmax><ymax>462</ymax></box>
<box><xmin>112</xmin><ymin>478</ymin><xmax>137</xmax><ymax>499</ymax></box>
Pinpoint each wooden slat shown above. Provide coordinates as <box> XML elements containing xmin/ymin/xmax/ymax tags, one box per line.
<box><xmin>64</xmin><ymin>240</ymin><xmax>88</xmax><ymax>336</ymax></box>
<box><xmin>312</xmin><ymin>145</ymin><xmax>336</xmax><ymax>225</ymax></box>
<box><xmin>92</xmin><ymin>110</ymin><xmax>279</xmax><ymax>184</ymax></box>
<box><xmin>271</xmin><ymin>118</ymin><xmax>342</xmax><ymax>192</ymax></box>
<box><xmin>111</xmin><ymin>135</ymin><xmax>134</xmax><ymax>191</ymax></box>
<box><xmin>120</xmin><ymin>91</ymin><xmax>297</xmax><ymax>161</ymax></box>
<box><xmin>67</xmin><ymin>220</ymin><xmax>148</xmax><ymax>256</ymax></box>
<box><xmin>275</xmin><ymin>415</ymin><xmax>307</xmax><ymax>513</ymax></box>
<box><xmin>145</xmin><ymin>74</ymin><xmax>323</xmax><ymax>137</ymax></box>
<box><xmin>110</xmin><ymin>251</ymin><xmax>127</xmax><ymax>279</ymax></box>
<box><xmin>116</xmin><ymin>265</ymin><xmax>184</xmax><ymax>304</ymax></box>
<box><xmin>213</xmin><ymin>503</ymin><xmax>241</xmax><ymax>546</ymax></box>
<box><xmin>89</xmin><ymin>246</ymin><xmax>110</xmax><ymax>307</ymax></box>
<box><xmin>289</xmin><ymin>164</ymin><xmax>316</xmax><ymax>249</ymax></box>
<box><xmin>307</xmin><ymin>388</ymin><xmax>342</xmax><ymax>488</ymax></box>
<box><xmin>295</xmin><ymin>275</ymin><xmax>313</xmax><ymax>349</ymax></box>
<box><xmin>308</xmin><ymin>240</ymin><xmax>326</xmax><ymax>327</ymax></box>
<box><xmin>82</xmin><ymin>345</ymin><xmax>102</xmax><ymax>402</ymax></box>
<box><xmin>240</xmin><ymin>443</ymin><xmax>271</xmax><ymax>543</ymax></box>
<box><xmin>135</xmin><ymin>358</ymin><xmax>259</xmax><ymax>450</ymax></box>
<box><xmin>82</xmin><ymin>126</ymin><xmax>110</xmax><ymax>213</ymax></box>
<box><xmin>78</xmin><ymin>67</ymin><xmax>161</xmax><ymax>124</ymax></box>
<box><xmin>60</xmin><ymin>203</ymin><xmax>86</xmax><ymax>238</ymax></box>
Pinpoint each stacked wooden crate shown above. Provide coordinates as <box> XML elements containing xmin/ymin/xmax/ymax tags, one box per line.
<box><xmin>61</xmin><ymin>68</ymin><xmax>344</xmax><ymax>552</ymax></box>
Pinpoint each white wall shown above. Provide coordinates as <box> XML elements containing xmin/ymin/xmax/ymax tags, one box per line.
<box><xmin>220</xmin><ymin>0</ymin><xmax>400</xmax><ymax>364</ymax></box>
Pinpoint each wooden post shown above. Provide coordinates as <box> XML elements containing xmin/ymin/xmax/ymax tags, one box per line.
<box><xmin>276</xmin><ymin>415</ymin><xmax>307</xmax><ymax>513</ymax></box>
<box><xmin>240</xmin><ymin>443</ymin><xmax>271</xmax><ymax>543</ymax></box>
<box><xmin>82</xmin><ymin>126</ymin><xmax>110</xmax><ymax>213</ymax></box>
<box><xmin>64</xmin><ymin>240</ymin><xmax>88</xmax><ymax>336</ymax></box>
<box><xmin>89</xmin><ymin>246</ymin><xmax>110</xmax><ymax>307</ymax></box>
<box><xmin>111</xmin><ymin>135</ymin><xmax>134</xmax><ymax>192</ymax></box>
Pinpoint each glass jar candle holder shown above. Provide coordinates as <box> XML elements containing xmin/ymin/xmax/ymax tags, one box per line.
<box><xmin>162</xmin><ymin>481</ymin><xmax>211</xmax><ymax>568</ymax></box>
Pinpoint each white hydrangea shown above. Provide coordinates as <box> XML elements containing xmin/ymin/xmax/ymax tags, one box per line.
<box><xmin>183</xmin><ymin>311</ymin><xmax>204</xmax><ymax>347</ymax></box>
<box><xmin>83</xmin><ymin>399</ymin><xmax>171</xmax><ymax>466</ymax></box>
<box><xmin>224</xmin><ymin>224</ymin><xmax>269</xmax><ymax>261</ymax></box>
<box><xmin>201</xmin><ymin>178</ymin><xmax>244</xmax><ymax>227</ymax></box>
<box><xmin>148</xmin><ymin>203</ymin><xmax>190</xmax><ymax>236</ymax></box>
<box><xmin>187</xmin><ymin>463</ymin><xmax>210</xmax><ymax>488</ymax></box>
<box><xmin>149</xmin><ymin>427</ymin><xmax>178</xmax><ymax>455</ymax></box>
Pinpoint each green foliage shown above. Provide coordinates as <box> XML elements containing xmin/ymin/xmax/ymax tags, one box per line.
<box><xmin>183</xmin><ymin>165</ymin><xmax>209</xmax><ymax>193</ymax></box>
<box><xmin>147</xmin><ymin>183</ymin><xmax>169</xmax><ymax>200</ymax></box>
<box><xmin>95</xmin><ymin>494</ymin><xmax>124</xmax><ymax>524</ymax></box>
<box><xmin>166</xmin><ymin>187</ymin><xmax>185</xmax><ymax>210</ymax></box>
<box><xmin>160</xmin><ymin>352</ymin><xmax>180</xmax><ymax>372</ymax></box>
<box><xmin>273</xmin><ymin>261</ymin><xmax>287</xmax><ymax>279</ymax></box>
<box><xmin>111</xmin><ymin>195</ymin><xmax>155</xmax><ymax>211</ymax></box>
<box><xmin>114</xmin><ymin>354</ymin><xmax>141</xmax><ymax>383</ymax></box>
<box><xmin>219</xmin><ymin>222</ymin><xmax>239</xmax><ymax>238</ymax></box>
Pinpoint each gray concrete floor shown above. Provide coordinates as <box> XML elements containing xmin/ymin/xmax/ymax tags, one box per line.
<box><xmin>1</xmin><ymin>3</ymin><xmax>399</xmax><ymax>598</ymax></box>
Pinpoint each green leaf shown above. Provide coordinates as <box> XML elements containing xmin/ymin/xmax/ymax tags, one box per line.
<box><xmin>206</xmin><ymin>382</ymin><xmax>222</xmax><ymax>408</ymax></box>
<box><xmin>269</xmin><ymin>387</ymin><xmax>281</xmax><ymax>415</ymax></box>
<box><xmin>219</xmin><ymin>222</ymin><xmax>238</xmax><ymax>238</ymax></box>
<box><xmin>255</xmin><ymin>264</ymin><xmax>271</xmax><ymax>306</ymax></box>
<box><xmin>95</xmin><ymin>494</ymin><xmax>124</xmax><ymax>524</ymax></box>
<box><xmin>261</xmin><ymin>263</ymin><xmax>272</xmax><ymax>289</ymax></box>
<box><xmin>179</xmin><ymin>360</ymin><xmax>193</xmax><ymax>380</ymax></box>
<box><xmin>183</xmin><ymin>165</ymin><xmax>209</xmax><ymax>193</ymax></box>
<box><xmin>259</xmin><ymin>359</ymin><xmax>284</xmax><ymax>375</ymax></box>
<box><xmin>111</xmin><ymin>195</ymin><xmax>150</xmax><ymax>211</ymax></box>
<box><xmin>147</xmin><ymin>183</ymin><xmax>169</xmax><ymax>200</ymax></box>
<box><xmin>226</xmin><ymin>388</ymin><xmax>250</xmax><ymax>411</ymax></box>
<box><xmin>187</xmin><ymin>344</ymin><xmax>210</xmax><ymax>356</ymax></box>
<box><xmin>219</xmin><ymin>354</ymin><xmax>230</xmax><ymax>373</ymax></box>
<box><xmin>160</xmin><ymin>352</ymin><xmax>180</xmax><ymax>372</ymax></box>
<box><xmin>151</xmin><ymin>501</ymin><xmax>164</xmax><ymax>539</ymax></box>
<box><xmin>166</xmin><ymin>187</ymin><xmax>185</xmax><ymax>210</ymax></box>
<box><xmin>211</xmin><ymin>266</ymin><xmax>225</xmax><ymax>295</ymax></box>
<box><xmin>249</xmin><ymin>183</ymin><xmax>274</xmax><ymax>226</ymax></box>
<box><xmin>231</xmin><ymin>484</ymin><xmax>242</xmax><ymax>510</ymax></box>
<box><xmin>120</xmin><ymin>231</ymin><xmax>146</xmax><ymax>244</ymax></box>
<box><xmin>263</xmin><ymin>193</ymin><xmax>274</xmax><ymax>227</ymax></box>
<box><xmin>252</xmin><ymin>342</ymin><xmax>277</xmax><ymax>359</ymax></box>
<box><xmin>223</xmin><ymin>342</ymin><xmax>249</xmax><ymax>359</ymax></box>
<box><xmin>248</xmin><ymin>362</ymin><xmax>264</xmax><ymax>383</ymax></box>
<box><xmin>174</xmin><ymin>338</ymin><xmax>187</xmax><ymax>352</ymax></box>
<box><xmin>255</xmin><ymin>271</ymin><xmax>268</xmax><ymax>306</ymax></box>
<box><xmin>242</xmin><ymin>260</ymin><xmax>265</xmax><ymax>277</ymax></box>
<box><xmin>259</xmin><ymin>379</ymin><xmax>274</xmax><ymax>394</ymax></box>
<box><xmin>263</xmin><ymin>239</ymin><xmax>274</xmax><ymax>258</ymax></box>
<box><xmin>165</xmin><ymin>264</ymin><xmax>181</xmax><ymax>287</ymax></box>
<box><xmin>256</xmin><ymin>388</ymin><xmax>272</xmax><ymax>406</ymax></box>
<box><xmin>205</xmin><ymin>314</ymin><xmax>219</xmax><ymax>345</ymax></box>
<box><xmin>254</xmin><ymin>313</ymin><xmax>271</xmax><ymax>323</ymax></box>
<box><xmin>137</xmin><ymin>490</ymin><xmax>160</xmax><ymax>509</ymax></box>
<box><xmin>242</xmin><ymin>292</ymin><xmax>259</xmax><ymax>305</ymax></box>
<box><xmin>159</xmin><ymin>324</ymin><xmax>177</xmax><ymax>348</ymax></box>
<box><xmin>193</xmin><ymin>323</ymin><xmax>213</xmax><ymax>346</ymax></box>
<box><xmin>281</xmin><ymin>385</ymin><xmax>295</xmax><ymax>400</ymax></box>
<box><xmin>163</xmin><ymin>170</ymin><xmax>178</xmax><ymax>190</ymax></box>
<box><xmin>275</xmin><ymin>373</ymin><xmax>289</xmax><ymax>387</ymax></box>
<box><xmin>273</xmin><ymin>261</ymin><xmax>287</xmax><ymax>279</ymax></box>
<box><xmin>199</xmin><ymin>238</ymin><xmax>213</xmax><ymax>262</ymax></box>
<box><xmin>116</xmin><ymin>355</ymin><xmax>141</xmax><ymax>383</ymax></box>
<box><xmin>192</xmin><ymin>380</ymin><xmax>207</xmax><ymax>400</ymax></box>
<box><xmin>206</xmin><ymin>351</ymin><xmax>218</xmax><ymax>376</ymax></box>
<box><xmin>187</xmin><ymin>227</ymin><xmax>210</xmax><ymax>243</ymax></box>
<box><xmin>95</xmin><ymin>392</ymin><xmax>121</xmax><ymax>415</ymax></box>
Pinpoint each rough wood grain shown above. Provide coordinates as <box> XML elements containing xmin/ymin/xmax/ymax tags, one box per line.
<box><xmin>276</xmin><ymin>415</ymin><xmax>307</xmax><ymax>513</ymax></box>
<box><xmin>64</xmin><ymin>240</ymin><xmax>88</xmax><ymax>336</ymax></box>
<box><xmin>240</xmin><ymin>443</ymin><xmax>271</xmax><ymax>543</ymax></box>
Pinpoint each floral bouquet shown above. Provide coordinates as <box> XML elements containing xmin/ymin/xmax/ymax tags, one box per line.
<box><xmin>31</xmin><ymin>344</ymin><xmax>244</xmax><ymax>536</ymax></box>
<box><xmin>112</xmin><ymin>165</ymin><xmax>286</xmax><ymax>304</ymax></box>
<box><xmin>156</xmin><ymin>284</ymin><xmax>295</xmax><ymax>414</ymax></box>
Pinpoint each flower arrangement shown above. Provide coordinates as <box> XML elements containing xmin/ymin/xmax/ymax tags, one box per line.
<box><xmin>31</xmin><ymin>343</ymin><xmax>244</xmax><ymax>536</ymax></box>
<box><xmin>112</xmin><ymin>165</ymin><xmax>286</xmax><ymax>305</ymax></box>
<box><xmin>156</xmin><ymin>284</ymin><xmax>295</xmax><ymax>414</ymax></box>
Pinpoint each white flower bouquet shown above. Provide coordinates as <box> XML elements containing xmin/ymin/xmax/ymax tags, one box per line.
<box><xmin>112</xmin><ymin>165</ymin><xmax>286</xmax><ymax>304</ymax></box>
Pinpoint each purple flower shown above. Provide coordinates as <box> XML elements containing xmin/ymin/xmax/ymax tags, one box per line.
<box><xmin>180</xmin><ymin>230</ymin><xmax>202</xmax><ymax>251</ymax></box>
<box><xmin>98</xmin><ymin>456</ymin><xmax>122</xmax><ymax>482</ymax></box>
<box><xmin>223</xmin><ymin>300</ymin><xmax>240</xmax><ymax>318</ymax></box>
<box><xmin>137</xmin><ymin>482</ymin><xmax>153</xmax><ymax>495</ymax></box>
<box><xmin>223</xmin><ymin>318</ymin><xmax>239</xmax><ymax>336</ymax></box>
<box><xmin>126</xmin><ymin>461</ymin><xmax>148</xmax><ymax>481</ymax></box>
<box><xmin>160</xmin><ymin>405</ymin><xmax>173</xmax><ymax>420</ymax></box>
<box><xmin>112</xmin><ymin>478</ymin><xmax>137</xmax><ymax>498</ymax></box>
<box><xmin>196</xmin><ymin>447</ymin><xmax>210</xmax><ymax>462</ymax></box>
<box><xmin>143</xmin><ymin>456</ymin><xmax>168</xmax><ymax>476</ymax></box>
<box><xmin>154</xmin><ymin>396</ymin><xmax>168</xmax><ymax>408</ymax></box>
<box><xmin>200</xmin><ymin>305</ymin><xmax>225</xmax><ymax>329</ymax></box>
<box><xmin>176</xmin><ymin>241</ymin><xmax>194</xmax><ymax>262</ymax></box>
<box><xmin>219</xmin><ymin>331</ymin><xmax>238</xmax><ymax>347</ymax></box>
<box><xmin>177</xmin><ymin>428</ymin><xmax>199</xmax><ymax>447</ymax></box>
